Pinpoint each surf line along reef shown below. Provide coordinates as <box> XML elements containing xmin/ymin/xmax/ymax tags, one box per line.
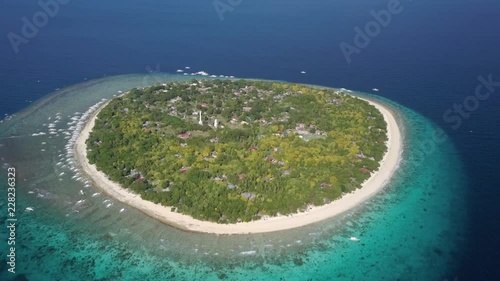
<box><xmin>75</xmin><ymin>79</ymin><xmax>402</xmax><ymax>234</ymax></box>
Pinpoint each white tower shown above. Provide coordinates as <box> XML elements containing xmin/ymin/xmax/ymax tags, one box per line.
<box><xmin>214</xmin><ymin>119</ymin><xmax>218</xmax><ymax>129</ymax></box>
<box><xmin>198</xmin><ymin>111</ymin><xmax>203</xmax><ymax>126</ymax></box>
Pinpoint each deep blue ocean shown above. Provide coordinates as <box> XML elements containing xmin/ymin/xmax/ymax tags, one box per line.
<box><xmin>1</xmin><ymin>0</ymin><xmax>499</xmax><ymax>280</ymax></box>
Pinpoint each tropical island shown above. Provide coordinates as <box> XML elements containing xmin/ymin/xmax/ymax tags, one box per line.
<box><xmin>75</xmin><ymin>79</ymin><xmax>402</xmax><ymax>234</ymax></box>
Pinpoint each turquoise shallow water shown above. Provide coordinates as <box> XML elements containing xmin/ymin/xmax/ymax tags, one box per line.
<box><xmin>0</xmin><ymin>74</ymin><xmax>467</xmax><ymax>281</ymax></box>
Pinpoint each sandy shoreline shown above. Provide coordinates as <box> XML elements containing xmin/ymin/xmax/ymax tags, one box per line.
<box><xmin>74</xmin><ymin>94</ymin><xmax>402</xmax><ymax>235</ymax></box>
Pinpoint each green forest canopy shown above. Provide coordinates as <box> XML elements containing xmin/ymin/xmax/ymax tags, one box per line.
<box><xmin>87</xmin><ymin>79</ymin><xmax>388</xmax><ymax>223</ymax></box>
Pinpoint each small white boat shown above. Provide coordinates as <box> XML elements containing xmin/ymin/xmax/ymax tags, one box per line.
<box><xmin>372</xmin><ymin>88</ymin><xmax>379</xmax><ymax>92</ymax></box>
<box><xmin>92</xmin><ymin>192</ymin><xmax>100</xmax><ymax>197</ymax></box>
<box><xmin>119</xmin><ymin>208</ymin><xmax>125</xmax><ymax>213</ymax></box>
<box><xmin>176</xmin><ymin>69</ymin><xmax>184</xmax><ymax>73</ymax></box>
<box><xmin>301</xmin><ymin>71</ymin><xmax>306</xmax><ymax>74</ymax></box>
<box><xmin>349</xmin><ymin>236</ymin><xmax>360</xmax><ymax>241</ymax></box>
<box><xmin>196</xmin><ymin>71</ymin><xmax>209</xmax><ymax>76</ymax></box>
<box><xmin>79</xmin><ymin>190</ymin><xmax>84</xmax><ymax>195</ymax></box>
<box><xmin>25</xmin><ymin>207</ymin><xmax>34</xmax><ymax>212</ymax></box>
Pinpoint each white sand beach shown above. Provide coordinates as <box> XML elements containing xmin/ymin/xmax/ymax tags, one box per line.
<box><xmin>74</xmin><ymin>95</ymin><xmax>402</xmax><ymax>235</ymax></box>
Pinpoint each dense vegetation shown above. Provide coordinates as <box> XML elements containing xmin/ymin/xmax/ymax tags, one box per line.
<box><xmin>87</xmin><ymin>79</ymin><xmax>387</xmax><ymax>223</ymax></box>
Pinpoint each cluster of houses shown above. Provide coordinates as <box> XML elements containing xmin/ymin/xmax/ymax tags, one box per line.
<box><xmin>142</xmin><ymin>81</ymin><xmax>336</xmax><ymax>142</ymax></box>
<box><xmin>137</xmin><ymin>81</ymin><xmax>375</xmax><ymax>194</ymax></box>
